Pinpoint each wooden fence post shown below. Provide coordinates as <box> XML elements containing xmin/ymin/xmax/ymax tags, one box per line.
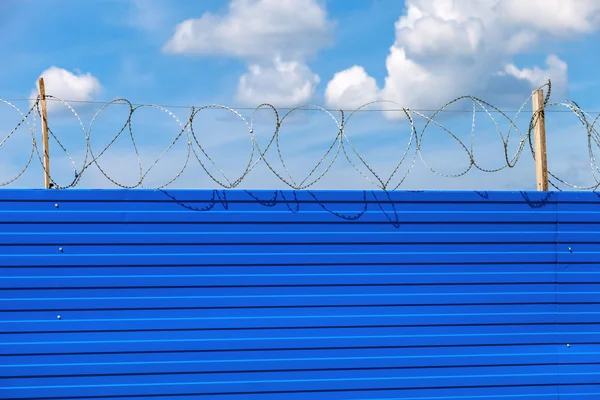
<box><xmin>532</xmin><ymin>89</ymin><xmax>548</xmax><ymax>191</ymax></box>
<box><xmin>38</xmin><ymin>77</ymin><xmax>51</xmax><ymax>189</ymax></box>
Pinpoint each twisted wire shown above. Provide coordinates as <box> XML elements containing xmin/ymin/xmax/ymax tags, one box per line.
<box><xmin>2</xmin><ymin>80</ymin><xmax>600</xmax><ymax>190</ymax></box>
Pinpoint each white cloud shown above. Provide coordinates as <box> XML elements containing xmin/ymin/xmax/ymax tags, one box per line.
<box><xmin>30</xmin><ymin>67</ymin><xmax>101</xmax><ymax>112</ymax></box>
<box><xmin>324</xmin><ymin>66</ymin><xmax>379</xmax><ymax>109</ymax></box>
<box><xmin>503</xmin><ymin>54</ymin><xmax>568</xmax><ymax>94</ymax></box>
<box><xmin>497</xmin><ymin>0</ymin><xmax>600</xmax><ymax>37</ymax></box>
<box><xmin>325</xmin><ymin>0</ymin><xmax>600</xmax><ymax>116</ymax></box>
<box><xmin>395</xmin><ymin>2</ymin><xmax>487</xmax><ymax>57</ymax></box>
<box><xmin>379</xmin><ymin>46</ymin><xmax>439</xmax><ymax>108</ymax></box>
<box><xmin>163</xmin><ymin>0</ymin><xmax>333</xmax><ymax>61</ymax></box>
<box><xmin>237</xmin><ymin>58</ymin><xmax>320</xmax><ymax>107</ymax></box>
<box><xmin>164</xmin><ymin>0</ymin><xmax>333</xmax><ymax>107</ymax></box>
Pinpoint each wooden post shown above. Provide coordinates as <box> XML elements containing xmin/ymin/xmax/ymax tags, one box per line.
<box><xmin>38</xmin><ymin>77</ymin><xmax>51</xmax><ymax>189</ymax></box>
<box><xmin>532</xmin><ymin>89</ymin><xmax>548</xmax><ymax>191</ymax></box>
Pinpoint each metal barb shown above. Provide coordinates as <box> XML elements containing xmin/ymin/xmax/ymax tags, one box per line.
<box><xmin>2</xmin><ymin>81</ymin><xmax>600</xmax><ymax>191</ymax></box>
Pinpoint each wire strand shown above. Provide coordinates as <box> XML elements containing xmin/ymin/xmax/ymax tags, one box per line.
<box><xmin>2</xmin><ymin>80</ymin><xmax>600</xmax><ymax>190</ymax></box>
<box><xmin>2</xmin><ymin>96</ymin><xmax>598</xmax><ymax>114</ymax></box>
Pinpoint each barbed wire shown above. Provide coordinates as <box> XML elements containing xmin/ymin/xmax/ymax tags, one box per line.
<box><xmin>2</xmin><ymin>80</ymin><xmax>600</xmax><ymax>190</ymax></box>
<box><xmin>3</xmin><ymin>97</ymin><xmax>600</xmax><ymax>114</ymax></box>
<box><xmin>4</xmin><ymin>97</ymin><xmax>600</xmax><ymax>114</ymax></box>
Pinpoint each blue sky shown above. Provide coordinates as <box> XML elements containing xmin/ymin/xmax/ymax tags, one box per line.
<box><xmin>1</xmin><ymin>0</ymin><xmax>600</xmax><ymax>190</ymax></box>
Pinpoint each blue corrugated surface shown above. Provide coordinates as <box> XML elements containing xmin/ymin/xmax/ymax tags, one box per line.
<box><xmin>0</xmin><ymin>189</ymin><xmax>597</xmax><ymax>399</ymax></box>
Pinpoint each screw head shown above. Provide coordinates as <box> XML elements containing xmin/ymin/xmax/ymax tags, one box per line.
<box><xmin>54</xmin><ymin>203</ymin><xmax>59</xmax><ymax>208</ymax></box>
<box><xmin>57</xmin><ymin>315</ymin><xmax>61</xmax><ymax>320</ymax></box>
<box><xmin>568</xmin><ymin>247</ymin><xmax>573</xmax><ymax>253</ymax></box>
<box><xmin>58</xmin><ymin>247</ymin><xmax>63</xmax><ymax>252</ymax></box>
<box><xmin>566</xmin><ymin>344</ymin><xmax>571</xmax><ymax>348</ymax></box>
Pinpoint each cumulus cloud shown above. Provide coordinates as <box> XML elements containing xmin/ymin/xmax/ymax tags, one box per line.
<box><xmin>325</xmin><ymin>0</ymin><xmax>599</xmax><ymax>116</ymax></box>
<box><xmin>325</xmin><ymin>66</ymin><xmax>379</xmax><ymax>109</ymax></box>
<box><xmin>163</xmin><ymin>0</ymin><xmax>332</xmax><ymax>60</ymax></box>
<box><xmin>395</xmin><ymin>2</ymin><xmax>487</xmax><ymax>57</ymax></box>
<box><xmin>31</xmin><ymin>67</ymin><xmax>101</xmax><ymax>112</ymax></box>
<box><xmin>503</xmin><ymin>54</ymin><xmax>568</xmax><ymax>94</ymax></box>
<box><xmin>164</xmin><ymin>0</ymin><xmax>333</xmax><ymax>107</ymax></box>
<box><xmin>497</xmin><ymin>0</ymin><xmax>600</xmax><ymax>37</ymax></box>
<box><xmin>237</xmin><ymin>58</ymin><xmax>320</xmax><ymax>106</ymax></box>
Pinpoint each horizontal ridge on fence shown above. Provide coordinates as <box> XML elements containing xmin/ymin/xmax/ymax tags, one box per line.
<box><xmin>1</xmin><ymin>190</ymin><xmax>599</xmax><ymax>398</ymax></box>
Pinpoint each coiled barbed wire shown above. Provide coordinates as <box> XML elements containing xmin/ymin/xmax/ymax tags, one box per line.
<box><xmin>2</xmin><ymin>80</ymin><xmax>600</xmax><ymax>190</ymax></box>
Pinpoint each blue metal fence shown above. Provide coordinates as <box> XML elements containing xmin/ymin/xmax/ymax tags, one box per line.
<box><xmin>0</xmin><ymin>189</ymin><xmax>597</xmax><ymax>399</ymax></box>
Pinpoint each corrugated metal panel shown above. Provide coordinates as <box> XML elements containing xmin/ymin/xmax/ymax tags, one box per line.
<box><xmin>0</xmin><ymin>189</ymin><xmax>596</xmax><ymax>399</ymax></box>
<box><xmin>556</xmin><ymin>192</ymin><xmax>600</xmax><ymax>399</ymax></box>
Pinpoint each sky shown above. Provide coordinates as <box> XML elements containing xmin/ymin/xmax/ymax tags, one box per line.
<box><xmin>1</xmin><ymin>0</ymin><xmax>600</xmax><ymax>191</ymax></box>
